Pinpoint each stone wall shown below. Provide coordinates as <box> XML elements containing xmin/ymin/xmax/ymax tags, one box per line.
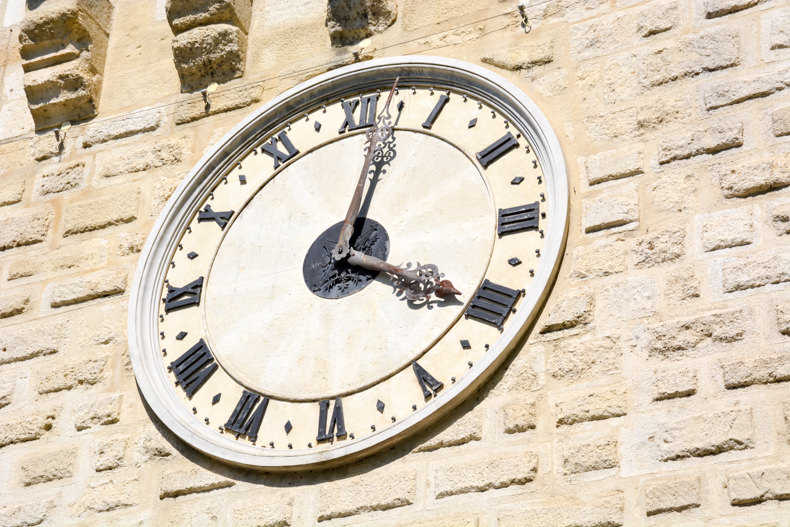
<box><xmin>1</xmin><ymin>0</ymin><xmax>790</xmax><ymax>525</ymax></box>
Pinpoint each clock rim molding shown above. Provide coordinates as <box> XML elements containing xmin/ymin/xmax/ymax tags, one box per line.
<box><xmin>128</xmin><ymin>55</ymin><xmax>570</xmax><ymax>470</ymax></box>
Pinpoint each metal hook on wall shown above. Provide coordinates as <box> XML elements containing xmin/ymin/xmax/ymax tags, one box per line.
<box><xmin>517</xmin><ymin>1</ymin><xmax>532</xmax><ymax>33</ymax></box>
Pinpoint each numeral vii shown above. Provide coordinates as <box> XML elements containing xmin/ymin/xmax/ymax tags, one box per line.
<box><xmin>164</xmin><ymin>277</ymin><xmax>203</xmax><ymax>313</ymax></box>
<box><xmin>261</xmin><ymin>131</ymin><xmax>299</xmax><ymax>169</ymax></box>
<box><xmin>476</xmin><ymin>132</ymin><xmax>519</xmax><ymax>168</ymax></box>
<box><xmin>316</xmin><ymin>398</ymin><xmax>347</xmax><ymax>442</ymax></box>
<box><xmin>168</xmin><ymin>338</ymin><xmax>218</xmax><ymax>398</ymax></box>
<box><xmin>465</xmin><ymin>279</ymin><xmax>523</xmax><ymax>329</ymax></box>
<box><xmin>225</xmin><ymin>390</ymin><xmax>269</xmax><ymax>442</ymax></box>
<box><xmin>338</xmin><ymin>94</ymin><xmax>379</xmax><ymax>133</ymax></box>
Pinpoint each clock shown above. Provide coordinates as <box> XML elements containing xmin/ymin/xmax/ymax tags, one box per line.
<box><xmin>128</xmin><ymin>56</ymin><xmax>568</xmax><ymax>470</ymax></box>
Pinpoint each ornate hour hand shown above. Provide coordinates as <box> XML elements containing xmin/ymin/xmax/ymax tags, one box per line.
<box><xmin>348</xmin><ymin>249</ymin><xmax>461</xmax><ymax>302</ymax></box>
<box><xmin>332</xmin><ymin>77</ymin><xmax>399</xmax><ymax>261</ymax></box>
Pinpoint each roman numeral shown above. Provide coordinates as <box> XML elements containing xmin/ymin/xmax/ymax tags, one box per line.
<box><xmin>476</xmin><ymin>132</ymin><xmax>519</xmax><ymax>168</ymax></box>
<box><xmin>316</xmin><ymin>398</ymin><xmax>347</xmax><ymax>442</ymax></box>
<box><xmin>198</xmin><ymin>204</ymin><xmax>234</xmax><ymax>230</ymax></box>
<box><xmin>465</xmin><ymin>279</ymin><xmax>523</xmax><ymax>329</ymax></box>
<box><xmin>164</xmin><ymin>276</ymin><xmax>203</xmax><ymax>313</ymax></box>
<box><xmin>338</xmin><ymin>94</ymin><xmax>379</xmax><ymax>133</ymax></box>
<box><xmin>422</xmin><ymin>94</ymin><xmax>449</xmax><ymax>130</ymax></box>
<box><xmin>261</xmin><ymin>131</ymin><xmax>299</xmax><ymax>169</ymax></box>
<box><xmin>168</xmin><ymin>338</ymin><xmax>218</xmax><ymax>398</ymax></box>
<box><xmin>412</xmin><ymin>361</ymin><xmax>443</xmax><ymax>400</ymax></box>
<box><xmin>498</xmin><ymin>201</ymin><xmax>539</xmax><ymax>235</ymax></box>
<box><xmin>224</xmin><ymin>390</ymin><xmax>269</xmax><ymax>442</ymax></box>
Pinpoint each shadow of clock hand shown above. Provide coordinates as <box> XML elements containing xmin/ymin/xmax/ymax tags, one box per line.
<box><xmin>358</xmin><ymin>133</ymin><xmax>396</xmax><ymax>221</ymax></box>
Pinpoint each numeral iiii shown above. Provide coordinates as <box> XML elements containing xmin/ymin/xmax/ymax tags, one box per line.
<box><xmin>169</xmin><ymin>338</ymin><xmax>218</xmax><ymax>398</ymax></box>
<box><xmin>498</xmin><ymin>202</ymin><xmax>539</xmax><ymax>235</ymax></box>
<box><xmin>164</xmin><ymin>277</ymin><xmax>203</xmax><ymax>313</ymax></box>
<box><xmin>465</xmin><ymin>279</ymin><xmax>523</xmax><ymax>329</ymax></box>
<box><xmin>338</xmin><ymin>95</ymin><xmax>379</xmax><ymax>133</ymax></box>
<box><xmin>225</xmin><ymin>390</ymin><xmax>269</xmax><ymax>442</ymax></box>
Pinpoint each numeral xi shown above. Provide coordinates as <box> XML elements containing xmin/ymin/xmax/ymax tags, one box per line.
<box><xmin>164</xmin><ymin>277</ymin><xmax>203</xmax><ymax>313</ymax></box>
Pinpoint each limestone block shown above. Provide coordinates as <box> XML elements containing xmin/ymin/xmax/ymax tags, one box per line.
<box><xmin>582</xmin><ymin>145</ymin><xmax>644</xmax><ymax>186</ymax></box>
<box><xmin>777</xmin><ymin>302</ymin><xmax>790</xmax><ymax>335</ymax></box>
<box><xmin>727</xmin><ymin>465</ymin><xmax>790</xmax><ymax>505</ymax></box>
<box><xmin>657</xmin><ymin>121</ymin><xmax>743</xmax><ymax>164</ymax></box>
<box><xmin>633</xmin><ymin>226</ymin><xmax>686</xmax><ymax>267</ymax></box>
<box><xmin>172</xmin><ymin>24</ymin><xmax>247</xmax><ymax>92</ymax></box>
<box><xmin>32</xmin><ymin>132</ymin><xmax>60</xmax><ymax>160</ymax></box>
<box><xmin>231</xmin><ymin>495</ymin><xmax>293</xmax><ymax>527</ymax></box>
<box><xmin>133</xmin><ymin>425</ymin><xmax>173</xmax><ymax>465</ymax></box>
<box><xmin>326</xmin><ymin>0</ymin><xmax>397</xmax><ymax>47</ymax></box>
<box><xmin>118</xmin><ymin>233</ymin><xmax>146</xmax><ymax>256</ymax></box>
<box><xmin>35</xmin><ymin>161</ymin><xmax>85</xmax><ymax>198</ymax></box>
<box><xmin>22</xmin><ymin>58</ymin><xmax>98</xmax><ymax>130</ymax></box>
<box><xmin>0</xmin><ymin>289</ymin><xmax>32</xmax><ymax>319</ymax></box>
<box><xmin>636</xmin><ymin>0</ymin><xmax>680</xmax><ymax>37</ymax></box>
<box><xmin>771</xmin><ymin>106</ymin><xmax>790</xmax><ymax>137</ymax></box>
<box><xmin>600</xmin><ymin>277</ymin><xmax>658</xmax><ymax>320</ymax></box>
<box><xmin>0</xmin><ymin>318</ymin><xmax>66</xmax><ymax>365</ymax></box>
<box><xmin>491</xmin><ymin>345</ymin><xmax>542</xmax><ymax>395</ymax></box>
<box><xmin>434</xmin><ymin>453</ymin><xmax>538</xmax><ymax>498</ymax></box>
<box><xmin>700</xmin><ymin>208</ymin><xmax>754</xmax><ymax>252</ymax></box>
<box><xmin>82</xmin><ymin>109</ymin><xmax>162</xmax><ymax>147</ymax></box>
<box><xmin>644</xmin><ymin>476</ymin><xmax>701</xmax><ymax>516</ymax></box>
<box><xmin>166</xmin><ymin>508</ymin><xmax>219</xmax><ymax>527</ymax></box>
<box><xmin>0</xmin><ymin>409</ymin><xmax>57</xmax><ymax>448</ymax></box>
<box><xmin>555</xmin><ymin>385</ymin><xmax>628</xmax><ymax>426</ymax></box>
<box><xmin>481</xmin><ymin>39</ymin><xmax>554</xmax><ymax>71</ymax></box>
<box><xmin>0</xmin><ymin>206</ymin><xmax>52</xmax><ymax>251</ymax></box>
<box><xmin>63</xmin><ymin>188</ymin><xmax>140</xmax><ymax>236</ymax></box>
<box><xmin>413</xmin><ymin>409</ymin><xmax>482</xmax><ymax>452</ymax></box>
<box><xmin>71</xmin><ymin>476</ymin><xmax>139</xmax><ymax>515</ymax></box>
<box><xmin>38</xmin><ymin>356</ymin><xmax>107</xmax><ymax>393</ymax></box>
<box><xmin>665</xmin><ymin>266</ymin><xmax>701</xmax><ymax>302</ymax></box>
<box><xmin>770</xmin><ymin>12</ymin><xmax>790</xmax><ymax>50</ymax></box>
<box><xmin>20</xmin><ymin>448</ymin><xmax>76</xmax><ymax>486</ymax></box>
<box><xmin>74</xmin><ymin>393</ymin><xmax>121</xmax><ymax>430</ymax></box>
<box><xmin>720</xmin><ymin>354</ymin><xmax>790</xmax><ymax>389</ymax></box>
<box><xmin>571</xmin><ymin>241</ymin><xmax>628</xmax><ymax>280</ymax></box>
<box><xmin>706</xmin><ymin>68</ymin><xmax>790</xmax><ymax>111</ymax></box>
<box><xmin>174</xmin><ymin>82</ymin><xmax>262</xmax><ymax>124</ymax></box>
<box><xmin>316</xmin><ymin>470</ymin><xmax>415</xmax><ymax>521</ymax></box>
<box><xmin>582</xmin><ymin>187</ymin><xmax>639</xmax><ymax>233</ymax></box>
<box><xmin>92</xmin><ymin>436</ymin><xmax>126</xmax><ymax>471</ymax></box>
<box><xmin>562</xmin><ymin>436</ymin><xmax>619</xmax><ymax>474</ymax></box>
<box><xmin>166</xmin><ymin>0</ymin><xmax>252</xmax><ymax>34</ymax></box>
<box><xmin>656</xmin><ymin>407</ymin><xmax>753</xmax><ymax>461</ymax></box>
<box><xmin>548</xmin><ymin>335</ymin><xmax>622</xmax><ymax>382</ymax></box>
<box><xmin>390</xmin><ymin>517</ymin><xmax>479</xmax><ymax>527</ymax></box>
<box><xmin>96</xmin><ymin>138</ymin><xmax>186</xmax><ymax>179</ymax></box>
<box><xmin>716</xmin><ymin>157</ymin><xmax>790</xmax><ymax>198</ymax></box>
<box><xmin>642</xmin><ymin>308</ymin><xmax>749</xmax><ymax>358</ymax></box>
<box><xmin>653</xmin><ymin>367</ymin><xmax>698</xmax><ymax>401</ymax></box>
<box><xmin>0</xmin><ymin>500</ymin><xmax>54</xmax><ymax>527</ymax></box>
<box><xmin>159</xmin><ymin>467</ymin><xmax>235</xmax><ymax>498</ymax></box>
<box><xmin>503</xmin><ymin>399</ymin><xmax>537</xmax><ymax>434</ymax></box>
<box><xmin>498</xmin><ymin>493</ymin><xmax>624</xmax><ymax>527</ymax></box>
<box><xmin>50</xmin><ymin>268</ymin><xmax>127</xmax><ymax>307</ymax></box>
<box><xmin>540</xmin><ymin>293</ymin><xmax>593</xmax><ymax>333</ymax></box>
<box><xmin>721</xmin><ymin>252</ymin><xmax>790</xmax><ymax>292</ymax></box>
<box><xmin>0</xmin><ymin>176</ymin><xmax>25</xmax><ymax>207</ymax></box>
<box><xmin>7</xmin><ymin>238</ymin><xmax>107</xmax><ymax>280</ymax></box>
<box><xmin>152</xmin><ymin>175</ymin><xmax>182</xmax><ymax>216</ymax></box>
<box><xmin>584</xmin><ymin>92</ymin><xmax>691</xmax><ymax>142</ymax></box>
<box><xmin>401</xmin><ymin>0</ymin><xmax>482</xmax><ymax>31</ymax></box>
<box><xmin>703</xmin><ymin>0</ymin><xmax>760</xmax><ymax>18</ymax></box>
<box><xmin>0</xmin><ymin>378</ymin><xmax>14</xmax><ymax>409</ymax></box>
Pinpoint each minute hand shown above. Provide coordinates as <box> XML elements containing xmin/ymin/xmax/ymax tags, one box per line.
<box><xmin>332</xmin><ymin>77</ymin><xmax>399</xmax><ymax>261</ymax></box>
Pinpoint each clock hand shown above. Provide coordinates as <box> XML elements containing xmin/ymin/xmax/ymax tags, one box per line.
<box><xmin>332</xmin><ymin>76</ymin><xmax>400</xmax><ymax>262</ymax></box>
<box><xmin>348</xmin><ymin>248</ymin><xmax>461</xmax><ymax>302</ymax></box>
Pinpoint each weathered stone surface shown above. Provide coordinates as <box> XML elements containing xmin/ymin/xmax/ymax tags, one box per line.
<box><xmin>555</xmin><ymin>386</ymin><xmax>628</xmax><ymax>426</ymax></box>
<box><xmin>0</xmin><ymin>176</ymin><xmax>25</xmax><ymax>206</ymax></box>
<box><xmin>175</xmin><ymin>83</ymin><xmax>262</xmax><ymax>124</ymax></box>
<box><xmin>0</xmin><ymin>289</ymin><xmax>32</xmax><ymax>319</ymax></box>
<box><xmin>600</xmin><ymin>277</ymin><xmax>658</xmax><ymax>320</ymax></box>
<box><xmin>133</xmin><ymin>425</ymin><xmax>173</xmax><ymax>465</ymax></box>
<box><xmin>389</xmin><ymin>517</ymin><xmax>479</xmax><ymax>527</ymax></box>
<box><xmin>582</xmin><ymin>145</ymin><xmax>644</xmax><ymax>186</ymax></box>
<box><xmin>777</xmin><ymin>302</ymin><xmax>790</xmax><ymax>335</ymax></box>
<box><xmin>327</xmin><ymin>0</ymin><xmax>397</xmax><ymax>47</ymax></box>
<box><xmin>82</xmin><ymin>109</ymin><xmax>162</xmax><ymax>147</ymax></box>
<box><xmin>0</xmin><ymin>318</ymin><xmax>66</xmax><ymax>365</ymax></box>
<box><xmin>20</xmin><ymin>448</ymin><xmax>76</xmax><ymax>486</ymax></box>
<box><xmin>0</xmin><ymin>500</ymin><xmax>54</xmax><ymax>527</ymax></box>
<box><xmin>32</xmin><ymin>132</ymin><xmax>60</xmax><ymax>161</ymax></box>
<box><xmin>548</xmin><ymin>335</ymin><xmax>621</xmax><ymax>381</ymax></box>
<box><xmin>584</xmin><ymin>92</ymin><xmax>691</xmax><ymax>141</ymax></box>
<box><xmin>317</xmin><ymin>470</ymin><xmax>415</xmax><ymax>521</ymax></box>
<box><xmin>650</xmin><ymin>170</ymin><xmax>697</xmax><ymax>213</ymax></box>
<box><xmin>772</xmin><ymin>106</ymin><xmax>790</xmax><ymax>137</ymax></box>
<box><xmin>641</xmin><ymin>308</ymin><xmax>748</xmax><ymax>358</ymax></box>
<box><xmin>653</xmin><ymin>368</ymin><xmax>697</xmax><ymax>400</ymax></box>
<box><xmin>633</xmin><ymin>226</ymin><xmax>685</xmax><ymax>267</ymax></box>
<box><xmin>491</xmin><ymin>345</ymin><xmax>542</xmax><ymax>395</ymax></box>
<box><xmin>658</xmin><ymin>121</ymin><xmax>743</xmax><ymax>164</ymax></box>
<box><xmin>481</xmin><ymin>39</ymin><xmax>554</xmax><ymax>71</ymax></box>
<box><xmin>96</xmin><ymin>139</ymin><xmax>185</xmax><ymax>178</ymax></box>
<box><xmin>38</xmin><ymin>357</ymin><xmax>107</xmax><ymax>393</ymax></box>
<box><xmin>166</xmin><ymin>0</ymin><xmax>252</xmax><ymax>34</ymax></box>
<box><xmin>118</xmin><ymin>233</ymin><xmax>146</xmax><ymax>256</ymax></box>
<box><xmin>498</xmin><ymin>493</ymin><xmax>624</xmax><ymax>527</ymax></box>
<box><xmin>166</xmin><ymin>508</ymin><xmax>219</xmax><ymax>527</ymax></box>
<box><xmin>703</xmin><ymin>68</ymin><xmax>789</xmax><ymax>111</ymax></box>
<box><xmin>0</xmin><ymin>378</ymin><xmax>14</xmax><ymax>409</ymax></box>
<box><xmin>92</xmin><ymin>436</ymin><xmax>126</xmax><ymax>471</ymax></box>
<box><xmin>770</xmin><ymin>12</ymin><xmax>790</xmax><ymax>49</ymax></box>
<box><xmin>562</xmin><ymin>436</ymin><xmax>619</xmax><ymax>474</ymax></box>
<box><xmin>400</xmin><ymin>0</ymin><xmax>483</xmax><ymax>31</ymax></box>
<box><xmin>644</xmin><ymin>476</ymin><xmax>701</xmax><ymax>515</ymax></box>
<box><xmin>172</xmin><ymin>24</ymin><xmax>247</xmax><ymax>92</ymax></box>
<box><xmin>414</xmin><ymin>410</ymin><xmax>482</xmax><ymax>452</ymax></box>
<box><xmin>703</xmin><ymin>0</ymin><xmax>760</xmax><ymax>18</ymax></box>
<box><xmin>50</xmin><ymin>269</ymin><xmax>127</xmax><ymax>307</ymax></box>
<box><xmin>231</xmin><ymin>495</ymin><xmax>292</xmax><ymax>527</ymax></box>
<box><xmin>665</xmin><ymin>266</ymin><xmax>701</xmax><ymax>302</ymax></box>
<box><xmin>656</xmin><ymin>407</ymin><xmax>753</xmax><ymax>461</ymax></box>
<box><xmin>715</xmin><ymin>157</ymin><xmax>790</xmax><ymax>198</ymax></box>
<box><xmin>540</xmin><ymin>293</ymin><xmax>593</xmax><ymax>333</ymax></box>
<box><xmin>583</xmin><ymin>187</ymin><xmax>639</xmax><ymax>233</ymax></box>
<box><xmin>35</xmin><ymin>161</ymin><xmax>84</xmax><ymax>197</ymax></box>
<box><xmin>74</xmin><ymin>393</ymin><xmax>121</xmax><ymax>431</ymax></box>
<box><xmin>0</xmin><ymin>409</ymin><xmax>56</xmax><ymax>448</ymax></box>
<box><xmin>8</xmin><ymin>239</ymin><xmax>106</xmax><ymax>280</ymax></box>
<box><xmin>700</xmin><ymin>208</ymin><xmax>754</xmax><ymax>251</ymax></box>
<box><xmin>0</xmin><ymin>207</ymin><xmax>52</xmax><ymax>251</ymax></box>
<box><xmin>71</xmin><ymin>476</ymin><xmax>139</xmax><ymax>515</ymax></box>
<box><xmin>721</xmin><ymin>252</ymin><xmax>790</xmax><ymax>292</ymax></box>
<box><xmin>721</xmin><ymin>354</ymin><xmax>790</xmax><ymax>389</ymax></box>
<box><xmin>160</xmin><ymin>467</ymin><xmax>235</xmax><ymax>498</ymax></box>
<box><xmin>434</xmin><ymin>453</ymin><xmax>538</xmax><ymax>498</ymax></box>
<box><xmin>636</xmin><ymin>0</ymin><xmax>680</xmax><ymax>37</ymax></box>
<box><xmin>727</xmin><ymin>465</ymin><xmax>790</xmax><ymax>505</ymax></box>
<box><xmin>63</xmin><ymin>188</ymin><xmax>140</xmax><ymax>235</ymax></box>
<box><xmin>571</xmin><ymin>241</ymin><xmax>628</xmax><ymax>280</ymax></box>
<box><xmin>504</xmin><ymin>399</ymin><xmax>537</xmax><ymax>434</ymax></box>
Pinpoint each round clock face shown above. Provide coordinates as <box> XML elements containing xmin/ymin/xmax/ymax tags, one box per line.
<box><xmin>129</xmin><ymin>57</ymin><xmax>568</xmax><ymax>469</ymax></box>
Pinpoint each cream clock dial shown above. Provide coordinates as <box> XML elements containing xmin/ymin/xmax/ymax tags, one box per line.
<box><xmin>129</xmin><ymin>57</ymin><xmax>568</xmax><ymax>469</ymax></box>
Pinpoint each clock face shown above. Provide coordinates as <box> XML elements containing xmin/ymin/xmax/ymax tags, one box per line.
<box><xmin>129</xmin><ymin>57</ymin><xmax>568</xmax><ymax>469</ymax></box>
